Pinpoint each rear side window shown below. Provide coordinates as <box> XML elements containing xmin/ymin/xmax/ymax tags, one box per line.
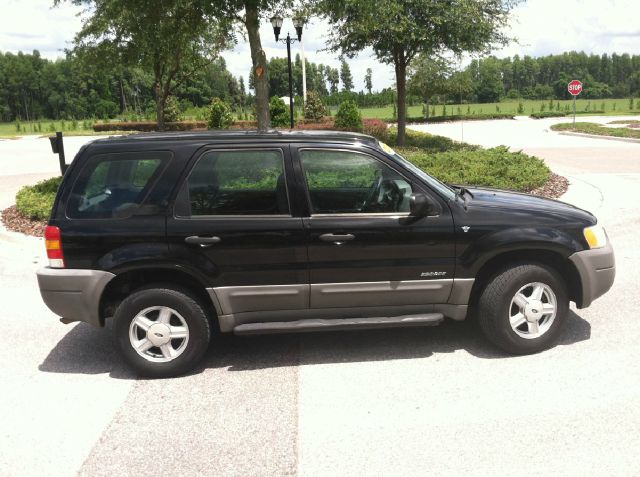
<box><xmin>68</xmin><ymin>151</ymin><xmax>170</xmax><ymax>219</ymax></box>
<box><xmin>176</xmin><ymin>149</ymin><xmax>289</xmax><ymax>216</ymax></box>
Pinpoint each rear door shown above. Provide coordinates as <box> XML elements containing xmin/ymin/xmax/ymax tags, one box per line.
<box><xmin>166</xmin><ymin>144</ymin><xmax>308</xmax><ymax>320</ymax></box>
<box><xmin>293</xmin><ymin>144</ymin><xmax>455</xmax><ymax>310</ymax></box>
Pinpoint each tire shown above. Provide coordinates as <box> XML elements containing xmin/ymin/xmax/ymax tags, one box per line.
<box><xmin>477</xmin><ymin>263</ymin><xmax>569</xmax><ymax>355</ymax></box>
<box><xmin>113</xmin><ymin>285</ymin><xmax>211</xmax><ymax>378</ymax></box>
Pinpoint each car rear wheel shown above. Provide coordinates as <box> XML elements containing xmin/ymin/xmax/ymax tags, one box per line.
<box><xmin>113</xmin><ymin>285</ymin><xmax>211</xmax><ymax>378</ymax></box>
<box><xmin>477</xmin><ymin>263</ymin><xmax>569</xmax><ymax>355</ymax></box>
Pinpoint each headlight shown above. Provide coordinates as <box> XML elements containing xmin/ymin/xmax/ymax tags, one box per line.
<box><xmin>584</xmin><ymin>224</ymin><xmax>607</xmax><ymax>249</ymax></box>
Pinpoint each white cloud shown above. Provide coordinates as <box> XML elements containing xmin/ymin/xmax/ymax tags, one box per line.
<box><xmin>1</xmin><ymin>0</ymin><xmax>639</xmax><ymax>90</ymax></box>
<box><xmin>496</xmin><ymin>0</ymin><xmax>640</xmax><ymax>58</ymax></box>
<box><xmin>0</xmin><ymin>0</ymin><xmax>83</xmax><ymax>58</ymax></box>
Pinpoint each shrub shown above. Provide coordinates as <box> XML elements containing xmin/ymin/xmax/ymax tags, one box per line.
<box><xmin>207</xmin><ymin>98</ymin><xmax>233</xmax><ymax>129</ymax></box>
<box><xmin>334</xmin><ymin>100</ymin><xmax>363</xmax><ymax>132</ymax></box>
<box><xmin>16</xmin><ymin>176</ymin><xmax>62</xmax><ymax>220</ymax></box>
<box><xmin>362</xmin><ymin>118</ymin><xmax>388</xmax><ymax>142</ymax></box>
<box><xmin>270</xmin><ymin>96</ymin><xmax>289</xmax><ymax>127</ymax></box>
<box><xmin>400</xmin><ymin>146</ymin><xmax>549</xmax><ymax>193</ymax></box>
<box><xmin>304</xmin><ymin>91</ymin><xmax>327</xmax><ymax>121</ymax></box>
<box><xmin>163</xmin><ymin>96</ymin><xmax>182</xmax><ymax>122</ymax></box>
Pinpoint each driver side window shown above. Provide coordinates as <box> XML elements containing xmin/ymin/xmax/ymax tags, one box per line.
<box><xmin>300</xmin><ymin>149</ymin><xmax>413</xmax><ymax>214</ymax></box>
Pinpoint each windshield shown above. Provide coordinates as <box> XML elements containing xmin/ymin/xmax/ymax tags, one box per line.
<box><xmin>380</xmin><ymin>142</ymin><xmax>456</xmax><ymax>201</ymax></box>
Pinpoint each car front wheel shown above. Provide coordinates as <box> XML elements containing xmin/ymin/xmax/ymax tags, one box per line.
<box><xmin>113</xmin><ymin>285</ymin><xmax>211</xmax><ymax>378</ymax></box>
<box><xmin>477</xmin><ymin>263</ymin><xmax>569</xmax><ymax>355</ymax></box>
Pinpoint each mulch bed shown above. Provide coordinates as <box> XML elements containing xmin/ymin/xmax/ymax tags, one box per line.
<box><xmin>530</xmin><ymin>173</ymin><xmax>569</xmax><ymax>199</ymax></box>
<box><xmin>1</xmin><ymin>173</ymin><xmax>571</xmax><ymax>238</ymax></box>
<box><xmin>1</xmin><ymin>205</ymin><xmax>46</xmax><ymax>237</ymax></box>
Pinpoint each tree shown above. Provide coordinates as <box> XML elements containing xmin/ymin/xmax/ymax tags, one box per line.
<box><xmin>340</xmin><ymin>59</ymin><xmax>354</xmax><ymax>92</ymax></box>
<box><xmin>304</xmin><ymin>90</ymin><xmax>327</xmax><ymax>120</ymax></box>
<box><xmin>364</xmin><ymin>68</ymin><xmax>373</xmax><ymax>94</ymax></box>
<box><xmin>313</xmin><ymin>0</ymin><xmax>515</xmax><ymax>145</ymax></box>
<box><xmin>408</xmin><ymin>55</ymin><xmax>453</xmax><ymax>116</ymax></box>
<box><xmin>474</xmin><ymin>57</ymin><xmax>505</xmax><ymax>102</ymax></box>
<box><xmin>326</xmin><ymin>67</ymin><xmax>340</xmax><ymax>94</ymax></box>
<box><xmin>217</xmin><ymin>0</ymin><xmax>294</xmax><ymax>131</ymax></box>
<box><xmin>60</xmin><ymin>0</ymin><xmax>231</xmax><ymax>130</ymax></box>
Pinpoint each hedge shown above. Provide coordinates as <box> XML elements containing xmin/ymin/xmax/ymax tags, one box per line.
<box><xmin>530</xmin><ymin>111</ymin><xmax>568</xmax><ymax>119</ymax></box>
<box><xmin>93</xmin><ymin>121</ymin><xmax>207</xmax><ymax>132</ymax></box>
<box><xmin>15</xmin><ymin>176</ymin><xmax>62</xmax><ymax>220</ymax></box>
<box><xmin>386</xmin><ymin>113</ymin><xmax>515</xmax><ymax>124</ymax></box>
<box><xmin>400</xmin><ymin>145</ymin><xmax>549</xmax><ymax>192</ymax></box>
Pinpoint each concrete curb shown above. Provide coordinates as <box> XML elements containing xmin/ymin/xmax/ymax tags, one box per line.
<box><xmin>556</xmin><ymin>131</ymin><xmax>640</xmax><ymax>144</ymax></box>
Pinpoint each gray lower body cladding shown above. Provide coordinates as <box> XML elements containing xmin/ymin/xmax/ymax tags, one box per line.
<box><xmin>569</xmin><ymin>242</ymin><xmax>615</xmax><ymax>308</ymax></box>
<box><xmin>209</xmin><ymin>279</ymin><xmax>474</xmax><ymax>332</ymax></box>
<box><xmin>37</xmin><ymin>268</ymin><xmax>115</xmax><ymax>326</ymax></box>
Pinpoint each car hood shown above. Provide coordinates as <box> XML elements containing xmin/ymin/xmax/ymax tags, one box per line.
<box><xmin>463</xmin><ymin>186</ymin><xmax>596</xmax><ymax>225</ymax></box>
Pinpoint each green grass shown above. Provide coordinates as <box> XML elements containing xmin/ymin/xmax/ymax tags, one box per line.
<box><xmin>550</xmin><ymin>122</ymin><xmax>640</xmax><ymax>139</ymax></box>
<box><xmin>608</xmin><ymin>120</ymin><xmax>640</xmax><ymax>125</ymax></box>
<box><xmin>0</xmin><ymin>120</ymin><xmax>97</xmax><ymax>137</ymax></box>
<box><xmin>355</xmin><ymin>98</ymin><xmax>640</xmax><ymax>120</ymax></box>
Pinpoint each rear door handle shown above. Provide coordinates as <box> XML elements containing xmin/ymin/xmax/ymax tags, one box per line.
<box><xmin>185</xmin><ymin>235</ymin><xmax>221</xmax><ymax>247</ymax></box>
<box><xmin>319</xmin><ymin>233</ymin><xmax>355</xmax><ymax>243</ymax></box>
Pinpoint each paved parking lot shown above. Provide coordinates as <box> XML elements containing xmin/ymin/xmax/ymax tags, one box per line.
<box><xmin>1</xmin><ymin>119</ymin><xmax>639</xmax><ymax>476</ymax></box>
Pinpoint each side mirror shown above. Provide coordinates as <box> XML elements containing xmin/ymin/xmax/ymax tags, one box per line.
<box><xmin>410</xmin><ymin>193</ymin><xmax>434</xmax><ymax>216</ymax></box>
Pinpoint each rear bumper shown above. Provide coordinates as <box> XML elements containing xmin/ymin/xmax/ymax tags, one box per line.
<box><xmin>569</xmin><ymin>242</ymin><xmax>615</xmax><ymax>308</ymax></box>
<box><xmin>36</xmin><ymin>268</ymin><xmax>115</xmax><ymax>327</ymax></box>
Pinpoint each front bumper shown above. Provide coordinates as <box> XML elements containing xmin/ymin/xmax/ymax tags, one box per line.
<box><xmin>36</xmin><ymin>268</ymin><xmax>115</xmax><ymax>326</ymax></box>
<box><xmin>569</xmin><ymin>242</ymin><xmax>615</xmax><ymax>308</ymax></box>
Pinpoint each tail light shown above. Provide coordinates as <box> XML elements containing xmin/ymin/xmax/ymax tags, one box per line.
<box><xmin>44</xmin><ymin>226</ymin><xmax>65</xmax><ymax>268</ymax></box>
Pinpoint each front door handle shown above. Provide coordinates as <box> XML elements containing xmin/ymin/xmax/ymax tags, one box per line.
<box><xmin>185</xmin><ymin>235</ymin><xmax>221</xmax><ymax>248</ymax></box>
<box><xmin>319</xmin><ymin>233</ymin><xmax>355</xmax><ymax>243</ymax></box>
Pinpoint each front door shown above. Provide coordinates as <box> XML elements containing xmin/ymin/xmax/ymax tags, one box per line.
<box><xmin>166</xmin><ymin>145</ymin><xmax>308</xmax><ymax>327</ymax></box>
<box><xmin>293</xmin><ymin>145</ymin><xmax>455</xmax><ymax>310</ymax></box>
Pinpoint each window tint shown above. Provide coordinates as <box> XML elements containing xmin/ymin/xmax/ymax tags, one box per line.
<box><xmin>181</xmin><ymin>149</ymin><xmax>289</xmax><ymax>216</ymax></box>
<box><xmin>300</xmin><ymin>149</ymin><xmax>413</xmax><ymax>214</ymax></box>
<box><xmin>69</xmin><ymin>152</ymin><xmax>168</xmax><ymax>219</ymax></box>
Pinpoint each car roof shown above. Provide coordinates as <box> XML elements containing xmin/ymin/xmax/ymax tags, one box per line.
<box><xmin>90</xmin><ymin>129</ymin><xmax>381</xmax><ymax>147</ymax></box>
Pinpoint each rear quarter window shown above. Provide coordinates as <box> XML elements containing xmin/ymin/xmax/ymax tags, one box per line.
<box><xmin>67</xmin><ymin>151</ymin><xmax>171</xmax><ymax>219</ymax></box>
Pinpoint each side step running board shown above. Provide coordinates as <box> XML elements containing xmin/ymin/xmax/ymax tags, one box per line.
<box><xmin>233</xmin><ymin>313</ymin><xmax>444</xmax><ymax>335</ymax></box>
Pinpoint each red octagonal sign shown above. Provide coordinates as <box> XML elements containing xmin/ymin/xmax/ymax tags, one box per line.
<box><xmin>568</xmin><ymin>80</ymin><xmax>583</xmax><ymax>96</ymax></box>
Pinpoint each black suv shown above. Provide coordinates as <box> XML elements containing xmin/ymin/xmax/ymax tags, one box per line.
<box><xmin>37</xmin><ymin>131</ymin><xmax>615</xmax><ymax>377</ymax></box>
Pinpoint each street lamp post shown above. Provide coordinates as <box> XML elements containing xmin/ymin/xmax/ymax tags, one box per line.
<box><xmin>270</xmin><ymin>15</ymin><xmax>304</xmax><ymax>129</ymax></box>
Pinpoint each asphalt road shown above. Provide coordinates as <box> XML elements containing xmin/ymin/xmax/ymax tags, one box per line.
<box><xmin>1</xmin><ymin>119</ymin><xmax>639</xmax><ymax>476</ymax></box>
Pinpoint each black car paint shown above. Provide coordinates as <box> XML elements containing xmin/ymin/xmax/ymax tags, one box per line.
<box><xmin>51</xmin><ymin>132</ymin><xmax>596</xmax><ymax>299</ymax></box>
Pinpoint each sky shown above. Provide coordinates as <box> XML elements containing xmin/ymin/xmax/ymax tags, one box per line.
<box><xmin>1</xmin><ymin>0</ymin><xmax>640</xmax><ymax>92</ymax></box>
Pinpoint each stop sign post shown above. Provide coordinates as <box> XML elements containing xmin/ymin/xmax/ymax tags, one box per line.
<box><xmin>568</xmin><ymin>80</ymin><xmax>583</xmax><ymax>127</ymax></box>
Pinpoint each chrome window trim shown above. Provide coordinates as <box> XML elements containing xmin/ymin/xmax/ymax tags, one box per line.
<box><xmin>310</xmin><ymin>212</ymin><xmax>411</xmax><ymax>218</ymax></box>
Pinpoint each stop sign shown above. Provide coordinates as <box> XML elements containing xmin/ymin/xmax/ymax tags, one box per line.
<box><xmin>568</xmin><ymin>80</ymin><xmax>583</xmax><ymax>96</ymax></box>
